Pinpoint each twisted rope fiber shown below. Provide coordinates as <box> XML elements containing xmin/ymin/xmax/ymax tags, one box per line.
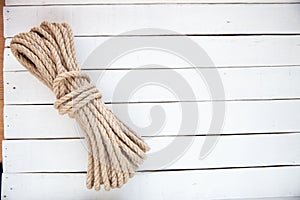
<box><xmin>10</xmin><ymin>21</ymin><xmax>150</xmax><ymax>191</ymax></box>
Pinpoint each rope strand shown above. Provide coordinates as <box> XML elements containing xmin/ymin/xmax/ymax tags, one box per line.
<box><xmin>10</xmin><ymin>21</ymin><xmax>150</xmax><ymax>191</ymax></box>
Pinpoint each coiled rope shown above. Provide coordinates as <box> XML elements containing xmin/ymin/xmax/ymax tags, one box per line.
<box><xmin>10</xmin><ymin>21</ymin><xmax>150</xmax><ymax>191</ymax></box>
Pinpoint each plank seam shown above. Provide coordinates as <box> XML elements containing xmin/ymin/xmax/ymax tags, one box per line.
<box><xmin>4</xmin><ymin>2</ymin><xmax>300</xmax><ymax>7</ymax></box>
<box><xmin>5</xmin><ymin>64</ymin><xmax>300</xmax><ymax>72</ymax></box>
<box><xmin>3</xmin><ymin>131</ymin><xmax>300</xmax><ymax>140</ymax></box>
<box><xmin>3</xmin><ymin>165</ymin><xmax>300</xmax><ymax>174</ymax></box>
<box><xmin>5</xmin><ymin>98</ymin><xmax>300</xmax><ymax>106</ymax></box>
<box><xmin>5</xmin><ymin>33</ymin><xmax>300</xmax><ymax>39</ymax></box>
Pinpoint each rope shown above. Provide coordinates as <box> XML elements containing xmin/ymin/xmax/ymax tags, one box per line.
<box><xmin>10</xmin><ymin>21</ymin><xmax>150</xmax><ymax>191</ymax></box>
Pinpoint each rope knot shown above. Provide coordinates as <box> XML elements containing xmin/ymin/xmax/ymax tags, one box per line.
<box><xmin>53</xmin><ymin>71</ymin><xmax>102</xmax><ymax>118</ymax></box>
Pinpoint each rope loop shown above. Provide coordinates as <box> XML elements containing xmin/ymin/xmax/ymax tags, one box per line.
<box><xmin>53</xmin><ymin>71</ymin><xmax>102</xmax><ymax>118</ymax></box>
<box><xmin>53</xmin><ymin>71</ymin><xmax>90</xmax><ymax>97</ymax></box>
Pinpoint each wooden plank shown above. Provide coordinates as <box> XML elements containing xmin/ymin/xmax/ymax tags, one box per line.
<box><xmin>4</xmin><ymin>36</ymin><xmax>300</xmax><ymax>71</ymax></box>
<box><xmin>3</xmin><ymin>133</ymin><xmax>300</xmax><ymax>172</ymax></box>
<box><xmin>2</xmin><ymin>167</ymin><xmax>300</xmax><ymax>199</ymax></box>
<box><xmin>4</xmin><ymin>67</ymin><xmax>300</xmax><ymax>104</ymax></box>
<box><xmin>4</xmin><ymin>4</ymin><xmax>300</xmax><ymax>37</ymax></box>
<box><xmin>0</xmin><ymin>0</ymin><xmax>5</xmax><ymax>163</ymax></box>
<box><xmin>5</xmin><ymin>0</ymin><xmax>300</xmax><ymax>6</ymax></box>
<box><xmin>4</xmin><ymin>100</ymin><xmax>300</xmax><ymax>138</ymax></box>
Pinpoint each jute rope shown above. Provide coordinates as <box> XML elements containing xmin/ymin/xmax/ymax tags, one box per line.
<box><xmin>10</xmin><ymin>21</ymin><xmax>150</xmax><ymax>191</ymax></box>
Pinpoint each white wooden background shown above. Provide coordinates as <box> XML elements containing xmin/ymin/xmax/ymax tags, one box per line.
<box><xmin>2</xmin><ymin>0</ymin><xmax>300</xmax><ymax>199</ymax></box>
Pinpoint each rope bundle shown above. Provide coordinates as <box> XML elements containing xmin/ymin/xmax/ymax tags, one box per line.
<box><xmin>10</xmin><ymin>22</ymin><xmax>150</xmax><ymax>191</ymax></box>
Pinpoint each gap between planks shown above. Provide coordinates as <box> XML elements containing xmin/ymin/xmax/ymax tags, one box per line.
<box><xmin>3</xmin><ymin>165</ymin><xmax>300</xmax><ymax>174</ymax></box>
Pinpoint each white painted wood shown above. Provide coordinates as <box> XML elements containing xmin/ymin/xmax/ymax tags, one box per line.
<box><xmin>3</xmin><ymin>2</ymin><xmax>300</xmax><ymax>199</ymax></box>
<box><xmin>5</xmin><ymin>0</ymin><xmax>300</xmax><ymax>6</ymax></box>
<box><xmin>4</xmin><ymin>36</ymin><xmax>300</xmax><ymax>71</ymax></box>
<box><xmin>4</xmin><ymin>4</ymin><xmax>300</xmax><ymax>37</ymax></box>
<box><xmin>2</xmin><ymin>167</ymin><xmax>300</xmax><ymax>199</ymax></box>
<box><xmin>5</xmin><ymin>67</ymin><xmax>300</xmax><ymax>104</ymax></box>
<box><xmin>4</xmin><ymin>100</ymin><xmax>300</xmax><ymax>138</ymax></box>
<box><xmin>3</xmin><ymin>134</ymin><xmax>300</xmax><ymax>172</ymax></box>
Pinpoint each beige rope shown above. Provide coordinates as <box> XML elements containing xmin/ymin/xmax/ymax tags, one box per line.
<box><xmin>10</xmin><ymin>21</ymin><xmax>150</xmax><ymax>191</ymax></box>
